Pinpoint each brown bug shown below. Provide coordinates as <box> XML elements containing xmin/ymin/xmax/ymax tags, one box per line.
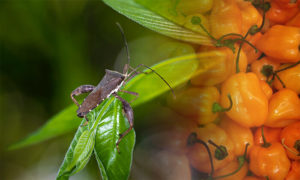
<box><xmin>70</xmin><ymin>23</ymin><xmax>175</xmax><ymax>152</ymax></box>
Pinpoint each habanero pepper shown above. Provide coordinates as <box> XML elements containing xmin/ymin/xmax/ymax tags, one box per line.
<box><xmin>266</xmin><ymin>1</ymin><xmax>299</xmax><ymax>24</ymax></box>
<box><xmin>249</xmin><ymin>127</ymin><xmax>291</xmax><ymax>180</ymax></box>
<box><xmin>274</xmin><ymin>0</ymin><xmax>300</xmax><ymax>9</ymax></box>
<box><xmin>280</xmin><ymin>121</ymin><xmax>300</xmax><ymax>160</ymax></box>
<box><xmin>286</xmin><ymin>12</ymin><xmax>300</xmax><ymax>27</ymax></box>
<box><xmin>220</xmin><ymin>116</ymin><xmax>254</xmax><ymax>156</ymax></box>
<box><xmin>243</xmin><ymin>176</ymin><xmax>265</xmax><ymax>180</ymax></box>
<box><xmin>213</xmin><ymin>159</ymin><xmax>248</xmax><ymax>180</ymax></box>
<box><xmin>265</xmin><ymin>88</ymin><xmax>300</xmax><ymax>127</ymax></box>
<box><xmin>220</xmin><ymin>72</ymin><xmax>268</xmax><ymax>128</ymax></box>
<box><xmin>186</xmin><ymin>123</ymin><xmax>235</xmax><ymax>173</ymax></box>
<box><xmin>255</xmin><ymin>25</ymin><xmax>300</xmax><ymax>63</ymax></box>
<box><xmin>250</xmin><ymin>57</ymin><xmax>280</xmax><ymax>81</ymax></box>
<box><xmin>167</xmin><ymin>86</ymin><xmax>220</xmax><ymax>125</ymax></box>
<box><xmin>286</xmin><ymin>160</ymin><xmax>300</xmax><ymax>180</ymax></box>
<box><xmin>209</xmin><ymin>0</ymin><xmax>242</xmax><ymax>38</ymax></box>
<box><xmin>273</xmin><ymin>63</ymin><xmax>300</xmax><ymax>94</ymax></box>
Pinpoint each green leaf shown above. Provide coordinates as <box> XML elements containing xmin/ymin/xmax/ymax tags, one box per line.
<box><xmin>57</xmin><ymin>98</ymin><xmax>115</xmax><ymax>180</ymax></box>
<box><xmin>102</xmin><ymin>0</ymin><xmax>211</xmax><ymax>45</ymax></box>
<box><xmin>135</xmin><ymin>0</ymin><xmax>211</xmax><ymax>36</ymax></box>
<box><xmin>8</xmin><ymin>105</ymin><xmax>82</xmax><ymax>150</ymax></box>
<box><xmin>94</xmin><ymin>98</ymin><xmax>135</xmax><ymax>180</ymax></box>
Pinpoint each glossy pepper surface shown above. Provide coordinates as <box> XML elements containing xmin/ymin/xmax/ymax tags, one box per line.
<box><xmin>220</xmin><ymin>72</ymin><xmax>268</xmax><ymax>127</ymax></box>
<box><xmin>256</xmin><ymin>25</ymin><xmax>300</xmax><ymax>63</ymax></box>
<box><xmin>265</xmin><ymin>89</ymin><xmax>300</xmax><ymax>127</ymax></box>
<box><xmin>249</xmin><ymin>142</ymin><xmax>291</xmax><ymax>180</ymax></box>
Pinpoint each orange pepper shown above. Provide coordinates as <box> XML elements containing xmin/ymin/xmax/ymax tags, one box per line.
<box><xmin>167</xmin><ymin>86</ymin><xmax>220</xmax><ymax>125</ymax></box>
<box><xmin>286</xmin><ymin>160</ymin><xmax>300</xmax><ymax>180</ymax></box>
<box><xmin>273</xmin><ymin>63</ymin><xmax>300</xmax><ymax>94</ymax></box>
<box><xmin>286</xmin><ymin>12</ymin><xmax>300</xmax><ymax>27</ymax></box>
<box><xmin>242</xmin><ymin>32</ymin><xmax>263</xmax><ymax>64</ymax></box>
<box><xmin>250</xmin><ymin>57</ymin><xmax>280</xmax><ymax>81</ymax></box>
<box><xmin>266</xmin><ymin>1</ymin><xmax>299</xmax><ymax>24</ymax></box>
<box><xmin>249</xmin><ymin>142</ymin><xmax>291</xmax><ymax>180</ymax></box>
<box><xmin>274</xmin><ymin>0</ymin><xmax>300</xmax><ymax>9</ymax></box>
<box><xmin>186</xmin><ymin>123</ymin><xmax>235</xmax><ymax>173</ymax></box>
<box><xmin>237</xmin><ymin>1</ymin><xmax>262</xmax><ymax>35</ymax></box>
<box><xmin>213</xmin><ymin>159</ymin><xmax>248</xmax><ymax>180</ymax></box>
<box><xmin>280</xmin><ymin>121</ymin><xmax>300</xmax><ymax>160</ymax></box>
<box><xmin>254</xmin><ymin>126</ymin><xmax>282</xmax><ymax>145</ymax></box>
<box><xmin>255</xmin><ymin>25</ymin><xmax>300</xmax><ymax>63</ymax></box>
<box><xmin>259</xmin><ymin>80</ymin><xmax>273</xmax><ymax>100</ymax></box>
<box><xmin>220</xmin><ymin>116</ymin><xmax>254</xmax><ymax>156</ymax></box>
<box><xmin>191</xmin><ymin>49</ymin><xmax>234</xmax><ymax>86</ymax></box>
<box><xmin>209</xmin><ymin>0</ymin><xmax>242</xmax><ymax>38</ymax></box>
<box><xmin>220</xmin><ymin>72</ymin><xmax>268</xmax><ymax>127</ymax></box>
<box><xmin>265</xmin><ymin>89</ymin><xmax>300</xmax><ymax>127</ymax></box>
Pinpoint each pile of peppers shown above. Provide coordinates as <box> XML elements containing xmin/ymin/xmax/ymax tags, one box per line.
<box><xmin>165</xmin><ymin>0</ymin><xmax>300</xmax><ymax>179</ymax></box>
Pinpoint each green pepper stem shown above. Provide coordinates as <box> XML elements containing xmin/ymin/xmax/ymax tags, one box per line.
<box><xmin>261</xmin><ymin>126</ymin><xmax>271</xmax><ymax>148</ymax></box>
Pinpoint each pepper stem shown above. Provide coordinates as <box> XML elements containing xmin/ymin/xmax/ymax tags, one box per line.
<box><xmin>212</xmin><ymin>94</ymin><xmax>233</xmax><ymax>113</ymax></box>
<box><xmin>261</xmin><ymin>126</ymin><xmax>271</xmax><ymax>148</ymax></box>
<box><xmin>281</xmin><ymin>138</ymin><xmax>300</xmax><ymax>156</ymax></box>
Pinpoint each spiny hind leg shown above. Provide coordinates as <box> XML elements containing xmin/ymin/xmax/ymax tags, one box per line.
<box><xmin>70</xmin><ymin>85</ymin><xmax>95</xmax><ymax>107</ymax></box>
<box><xmin>112</xmin><ymin>93</ymin><xmax>134</xmax><ymax>153</ymax></box>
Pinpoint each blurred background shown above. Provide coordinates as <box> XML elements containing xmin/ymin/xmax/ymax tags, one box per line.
<box><xmin>0</xmin><ymin>0</ymin><xmax>195</xmax><ymax>179</ymax></box>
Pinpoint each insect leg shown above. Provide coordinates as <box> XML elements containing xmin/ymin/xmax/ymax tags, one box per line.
<box><xmin>119</xmin><ymin>90</ymin><xmax>139</xmax><ymax>103</ymax></box>
<box><xmin>70</xmin><ymin>85</ymin><xmax>95</xmax><ymax>107</ymax></box>
<box><xmin>112</xmin><ymin>93</ymin><xmax>134</xmax><ymax>153</ymax></box>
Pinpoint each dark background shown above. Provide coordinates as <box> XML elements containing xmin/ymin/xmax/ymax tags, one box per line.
<box><xmin>0</xmin><ymin>0</ymin><xmax>152</xmax><ymax>179</ymax></box>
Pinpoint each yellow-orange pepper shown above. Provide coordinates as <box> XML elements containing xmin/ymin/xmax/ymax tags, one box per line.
<box><xmin>220</xmin><ymin>72</ymin><xmax>268</xmax><ymax>127</ymax></box>
<box><xmin>186</xmin><ymin>124</ymin><xmax>235</xmax><ymax>173</ymax></box>
<box><xmin>273</xmin><ymin>63</ymin><xmax>300</xmax><ymax>94</ymax></box>
<box><xmin>220</xmin><ymin>116</ymin><xmax>254</xmax><ymax>156</ymax></box>
<box><xmin>250</xmin><ymin>57</ymin><xmax>280</xmax><ymax>81</ymax></box>
<box><xmin>249</xmin><ymin>142</ymin><xmax>291</xmax><ymax>180</ymax></box>
<box><xmin>209</xmin><ymin>0</ymin><xmax>242</xmax><ymax>38</ymax></box>
<box><xmin>286</xmin><ymin>160</ymin><xmax>300</xmax><ymax>180</ymax></box>
<box><xmin>266</xmin><ymin>1</ymin><xmax>299</xmax><ymax>24</ymax></box>
<box><xmin>167</xmin><ymin>86</ymin><xmax>220</xmax><ymax>125</ymax></box>
<box><xmin>280</xmin><ymin>121</ymin><xmax>300</xmax><ymax>160</ymax></box>
<box><xmin>265</xmin><ymin>89</ymin><xmax>300</xmax><ymax>127</ymax></box>
<box><xmin>213</xmin><ymin>159</ymin><xmax>248</xmax><ymax>180</ymax></box>
<box><xmin>256</xmin><ymin>25</ymin><xmax>300</xmax><ymax>63</ymax></box>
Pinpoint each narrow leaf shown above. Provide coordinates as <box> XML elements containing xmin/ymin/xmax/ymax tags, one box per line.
<box><xmin>102</xmin><ymin>0</ymin><xmax>212</xmax><ymax>45</ymax></box>
<box><xmin>8</xmin><ymin>105</ymin><xmax>82</xmax><ymax>150</ymax></box>
<box><xmin>94</xmin><ymin>98</ymin><xmax>135</xmax><ymax>180</ymax></box>
<box><xmin>135</xmin><ymin>0</ymin><xmax>210</xmax><ymax>36</ymax></box>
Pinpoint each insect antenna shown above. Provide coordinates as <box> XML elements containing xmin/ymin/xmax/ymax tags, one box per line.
<box><xmin>116</xmin><ymin>22</ymin><xmax>130</xmax><ymax>75</ymax></box>
<box><xmin>137</xmin><ymin>64</ymin><xmax>176</xmax><ymax>99</ymax></box>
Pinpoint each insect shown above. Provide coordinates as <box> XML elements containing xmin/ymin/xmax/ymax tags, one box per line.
<box><xmin>70</xmin><ymin>23</ymin><xmax>175</xmax><ymax>152</ymax></box>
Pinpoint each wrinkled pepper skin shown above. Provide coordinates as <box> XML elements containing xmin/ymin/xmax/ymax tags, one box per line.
<box><xmin>249</xmin><ymin>142</ymin><xmax>291</xmax><ymax>180</ymax></box>
<box><xmin>274</xmin><ymin>63</ymin><xmax>300</xmax><ymax>94</ymax></box>
<box><xmin>186</xmin><ymin>124</ymin><xmax>235</xmax><ymax>173</ymax></box>
<box><xmin>280</xmin><ymin>121</ymin><xmax>300</xmax><ymax>160</ymax></box>
<box><xmin>256</xmin><ymin>25</ymin><xmax>300</xmax><ymax>63</ymax></box>
<box><xmin>209</xmin><ymin>0</ymin><xmax>242</xmax><ymax>38</ymax></box>
<box><xmin>265</xmin><ymin>89</ymin><xmax>300</xmax><ymax>127</ymax></box>
<box><xmin>220</xmin><ymin>72</ymin><xmax>268</xmax><ymax>127</ymax></box>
